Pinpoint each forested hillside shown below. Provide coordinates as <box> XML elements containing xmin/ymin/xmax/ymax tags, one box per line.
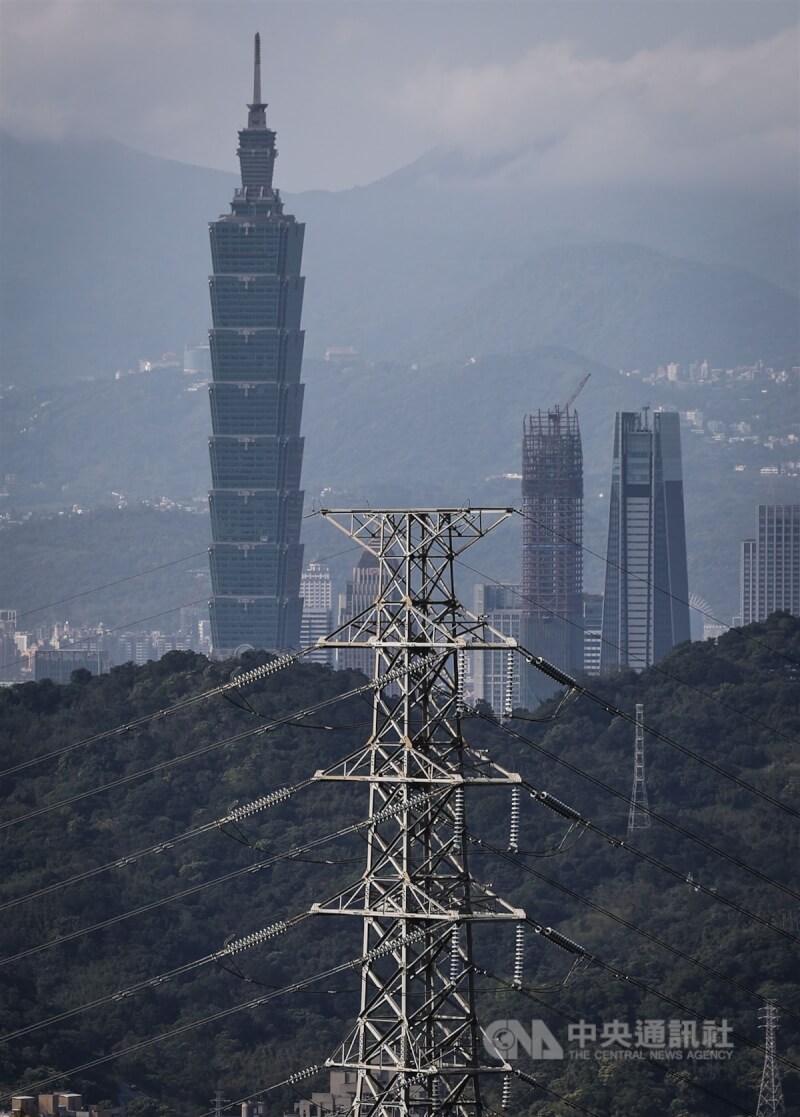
<box><xmin>1</xmin><ymin>615</ymin><xmax>798</xmax><ymax>1115</ymax></box>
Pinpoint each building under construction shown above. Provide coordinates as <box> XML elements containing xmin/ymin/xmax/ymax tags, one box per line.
<box><xmin>520</xmin><ymin>404</ymin><xmax>584</xmax><ymax>705</ymax></box>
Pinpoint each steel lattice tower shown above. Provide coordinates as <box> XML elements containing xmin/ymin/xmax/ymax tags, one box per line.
<box><xmin>757</xmin><ymin>1002</ymin><xmax>785</xmax><ymax>1117</ymax></box>
<box><xmin>313</xmin><ymin>508</ymin><xmax>529</xmax><ymax>1117</ymax></box>
<box><xmin>627</xmin><ymin>702</ymin><xmax>651</xmax><ymax>833</ymax></box>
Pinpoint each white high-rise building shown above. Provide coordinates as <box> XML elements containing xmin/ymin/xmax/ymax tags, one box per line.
<box><xmin>300</xmin><ymin>561</ymin><xmax>333</xmax><ymax>664</ymax></box>
<box><xmin>740</xmin><ymin>506</ymin><xmax>800</xmax><ymax>624</ymax></box>
<box><xmin>472</xmin><ymin>584</ymin><xmax>522</xmax><ymax>714</ymax></box>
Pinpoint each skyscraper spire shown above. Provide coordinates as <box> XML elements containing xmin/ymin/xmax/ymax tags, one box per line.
<box><xmin>252</xmin><ymin>32</ymin><xmax>262</xmax><ymax>106</ymax></box>
<box><xmin>247</xmin><ymin>32</ymin><xmax>267</xmax><ymax>130</ymax></box>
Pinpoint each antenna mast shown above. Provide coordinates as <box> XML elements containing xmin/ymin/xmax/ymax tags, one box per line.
<box><xmin>252</xmin><ymin>31</ymin><xmax>262</xmax><ymax>104</ymax></box>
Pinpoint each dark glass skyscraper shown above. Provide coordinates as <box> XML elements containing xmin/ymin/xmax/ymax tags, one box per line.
<box><xmin>600</xmin><ymin>410</ymin><xmax>690</xmax><ymax>671</ymax></box>
<box><xmin>520</xmin><ymin>407</ymin><xmax>583</xmax><ymax>705</ymax></box>
<box><xmin>207</xmin><ymin>35</ymin><xmax>305</xmax><ymax>657</ymax></box>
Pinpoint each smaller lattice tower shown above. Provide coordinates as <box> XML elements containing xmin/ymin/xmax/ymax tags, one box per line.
<box><xmin>756</xmin><ymin>1002</ymin><xmax>785</xmax><ymax>1117</ymax></box>
<box><xmin>627</xmin><ymin>703</ymin><xmax>651</xmax><ymax>833</ymax></box>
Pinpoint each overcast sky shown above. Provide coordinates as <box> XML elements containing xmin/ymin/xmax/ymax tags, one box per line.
<box><xmin>0</xmin><ymin>0</ymin><xmax>797</xmax><ymax>194</ymax></box>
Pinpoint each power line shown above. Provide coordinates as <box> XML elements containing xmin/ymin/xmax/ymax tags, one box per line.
<box><xmin>467</xmin><ymin>688</ymin><xmax>800</xmax><ymax>906</ymax></box>
<box><xmin>507</xmin><ymin>1072</ymin><xmax>604</xmax><ymax>1117</ymax></box>
<box><xmin>480</xmin><ymin>970</ymin><xmax>758</xmax><ymax>1117</ymax></box>
<box><xmin>0</xmin><ymin>653</ymin><xmax>436</xmax><ymax>842</ymax></box>
<box><xmin>582</xmin><ymin>938</ymin><xmax>799</xmax><ymax>1075</ymax></box>
<box><xmin>460</xmin><ymin>554</ymin><xmax>800</xmax><ymax>757</ymax></box>
<box><xmin>14</xmin><ymin>550</ymin><xmax>208</xmax><ymax>619</ymax></box>
<box><xmin>191</xmin><ymin>1068</ymin><xmax>334</xmax><ymax>1117</ymax></box>
<box><xmin>0</xmin><ymin>645</ymin><xmax>309</xmax><ymax>782</ymax></box>
<box><xmin>469</xmin><ymin>834</ymin><xmax>800</xmax><ymax>1036</ymax></box>
<box><xmin>0</xmin><ymin>909</ymin><xmax>313</xmax><ymax>1042</ymax></box>
<box><xmin>0</xmin><ymin>778</ymin><xmax>315</xmax><ymax>912</ymax></box>
<box><xmin>0</xmin><ymin>719</ymin><xmax>419</xmax><ymax>913</ymax></box>
<box><xmin>460</xmin><ymin>555</ymin><xmax>800</xmax><ymax>817</ymax></box>
<box><xmin>499</xmin><ymin>710</ymin><xmax>800</xmax><ymax>906</ymax></box>
<box><xmin>505</xmin><ymin>906</ymin><xmax>782</xmax><ymax>1106</ymax></box>
<box><xmin>4</xmin><ymin>952</ymin><xmax>367</xmax><ymax>1101</ymax></box>
<box><xmin>0</xmin><ymin>596</ymin><xmax>210</xmax><ymax>674</ymax></box>
<box><xmin>0</xmin><ymin>795</ymin><xmax>417</xmax><ymax>968</ymax></box>
<box><xmin>513</xmin><ymin>641</ymin><xmax>800</xmax><ymax>821</ymax></box>
<box><xmin>1</xmin><ymin>535</ymin><xmax>359</xmax><ymax>676</ymax></box>
<box><xmin>466</xmin><ymin>706</ymin><xmax>800</xmax><ymax>946</ymax></box>
<box><xmin>0</xmin><ymin>681</ymin><xmax>334</xmax><ymax>832</ymax></box>
<box><xmin>0</xmin><ymin>545</ymin><xmax>366</xmax><ymax>781</ymax></box>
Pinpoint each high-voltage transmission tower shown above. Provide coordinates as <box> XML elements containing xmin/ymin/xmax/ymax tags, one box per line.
<box><xmin>756</xmin><ymin>1002</ymin><xmax>785</xmax><ymax>1117</ymax></box>
<box><xmin>627</xmin><ymin>702</ymin><xmax>651</xmax><ymax>834</ymax></box>
<box><xmin>313</xmin><ymin>508</ymin><xmax>532</xmax><ymax>1117</ymax></box>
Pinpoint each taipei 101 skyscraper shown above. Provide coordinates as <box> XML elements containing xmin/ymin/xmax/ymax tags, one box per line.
<box><xmin>207</xmin><ymin>34</ymin><xmax>306</xmax><ymax>657</ymax></box>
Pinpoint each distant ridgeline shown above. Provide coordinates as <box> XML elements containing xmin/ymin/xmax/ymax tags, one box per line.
<box><xmin>0</xmin><ymin>129</ymin><xmax>797</xmax><ymax>385</ymax></box>
<box><xmin>0</xmin><ymin>614</ymin><xmax>798</xmax><ymax>1115</ymax></box>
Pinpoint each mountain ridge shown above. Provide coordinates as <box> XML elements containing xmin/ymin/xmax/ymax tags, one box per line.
<box><xmin>1</xmin><ymin>132</ymin><xmax>797</xmax><ymax>386</ymax></box>
<box><xmin>419</xmin><ymin>240</ymin><xmax>799</xmax><ymax>369</ymax></box>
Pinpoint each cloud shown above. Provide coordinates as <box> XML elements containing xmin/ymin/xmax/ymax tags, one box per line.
<box><xmin>393</xmin><ymin>29</ymin><xmax>799</xmax><ymax>189</ymax></box>
<box><xmin>0</xmin><ymin>0</ymin><xmax>213</xmax><ymax>144</ymax></box>
<box><xmin>0</xmin><ymin>2</ymin><xmax>796</xmax><ymax>193</ymax></box>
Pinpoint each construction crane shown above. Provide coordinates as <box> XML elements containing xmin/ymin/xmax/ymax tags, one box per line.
<box><xmin>563</xmin><ymin>372</ymin><xmax>591</xmax><ymax>412</ymax></box>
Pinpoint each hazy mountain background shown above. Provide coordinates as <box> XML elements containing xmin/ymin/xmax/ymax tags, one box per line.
<box><xmin>0</xmin><ymin>132</ymin><xmax>798</xmax><ymax>627</ymax></box>
<box><xmin>0</xmin><ymin>132</ymin><xmax>797</xmax><ymax>383</ymax></box>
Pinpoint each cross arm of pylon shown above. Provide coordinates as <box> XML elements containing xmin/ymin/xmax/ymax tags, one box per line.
<box><xmin>313</xmin><ymin>736</ymin><xmax>524</xmax><ymax>785</ymax></box>
<box><xmin>457</xmin><ymin>604</ymin><xmax>521</xmax><ymax>649</ymax></box>
<box><xmin>319</xmin><ymin>506</ymin><xmax>514</xmax><ymax>558</ymax></box>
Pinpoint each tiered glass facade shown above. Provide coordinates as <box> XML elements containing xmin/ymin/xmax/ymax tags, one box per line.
<box><xmin>207</xmin><ymin>35</ymin><xmax>305</xmax><ymax>656</ymax></box>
